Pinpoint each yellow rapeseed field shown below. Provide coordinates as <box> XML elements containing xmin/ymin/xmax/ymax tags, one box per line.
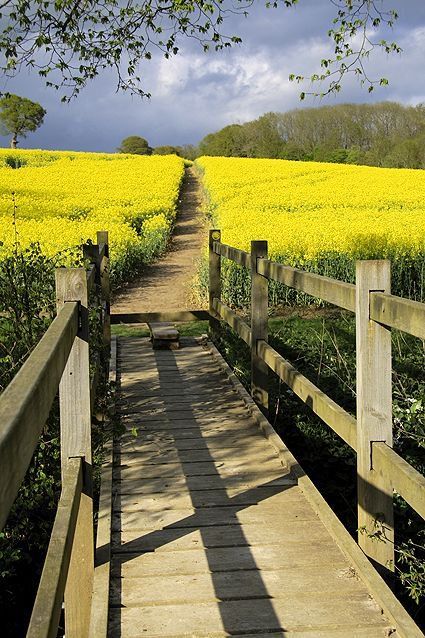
<box><xmin>196</xmin><ymin>156</ymin><xmax>425</xmax><ymax>301</ymax></box>
<box><xmin>0</xmin><ymin>149</ymin><xmax>185</xmax><ymax>285</ymax></box>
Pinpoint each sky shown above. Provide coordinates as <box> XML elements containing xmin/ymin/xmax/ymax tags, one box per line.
<box><xmin>1</xmin><ymin>0</ymin><xmax>425</xmax><ymax>152</ymax></box>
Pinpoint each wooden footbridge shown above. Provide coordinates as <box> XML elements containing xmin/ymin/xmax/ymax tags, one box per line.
<box><xmin>1</xmin><ymin>231</ymin><xmax>425</xmax><ymax>637</ymax></box>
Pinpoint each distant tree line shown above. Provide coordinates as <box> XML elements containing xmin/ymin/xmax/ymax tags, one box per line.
<box><xmin>118</xmin><ymin>135</ymin><xmax>197</xmax><ymax>159</ymax></box>
<box><xmin>197</xmin><ymin>102</ymin><xmax>425</xmax><ymax>169</ymax></box>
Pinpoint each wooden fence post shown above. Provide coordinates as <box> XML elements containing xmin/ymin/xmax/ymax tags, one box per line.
<box><xmin>97</xmin><ymin>231</ymin><xmax>111</xmax><ymax>355</ymax></box>
<box><xmin>55</xmin><ymin>268</ymin><xmax>94</xmax><ymax>638</ymax></box>
<box><xmin>251</xmin><ymin>240</ymin><xmax>269</xmax><ymax>414</ymax></box>
<box><xmin>209</xmin><ymin>229</ymin><xmax>221</xmax><ymax>336</ymax></box>
<box><xmin>356</xmin><ymin>260</ymin><xmax>394</xmax><ymax>574</ymax></box>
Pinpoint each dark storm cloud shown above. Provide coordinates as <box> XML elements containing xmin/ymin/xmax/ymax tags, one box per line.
<box><xmin>1</xmin><ymin>0</ymin><xmax>424</xmax><ymax>151</ymax></box>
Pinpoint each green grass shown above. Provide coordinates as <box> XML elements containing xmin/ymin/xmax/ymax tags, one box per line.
<box><xmin>111</xmin><ymin>320</ymin><xmax>209</xmax><ymax>338</ymax></box>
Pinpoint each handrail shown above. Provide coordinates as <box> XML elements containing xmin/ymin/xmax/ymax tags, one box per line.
<box><xmin>211</xmin><ymin>298</ymin><xmax>357</xmax><ymax>448</ymax></box>
<box><xmin>257</xmin><ymin>340</ymin><xmax>357</xmax><ymax>450</ymax></box>
<box><xmin>26</xmin><ymin>457</ymin><xmax>83</xmax><ymax>638</ymax></box>
<box><xmin>370</xmin><ymin>292</ymin><xmax>425</xmax><ymax>341</ymax></box>
<box><xmin>0</xmin><ymin>230</ymin><xmax>111</xmax><ymax>638</ymax></box>
<box><xmin>212</xmin><ymin>241</ymin><xmax>250</xmax><ymax>268</ymax></box>
<box><xmin>258</xmin><ymin>258</ymin><xmax>356</xmax><ymax>312</ymax></box>
<box><xmin>372</xmin><ymin>442</ymin><xmax>425</xmax><ymax>519</ymax></box>
<box><xmin>212</xmin><ymin>298</ymin><xmax>252</xmax><ymax>346</ymax></box>
<box><xmin>0</xmin><ymin>302</ymin><xmax>78</xmax><ymax>530</ymax></box>
<box><xmin>208</xmin><ymin>230</ymin><xmax>425</xmax><ymax>583</ymax></box>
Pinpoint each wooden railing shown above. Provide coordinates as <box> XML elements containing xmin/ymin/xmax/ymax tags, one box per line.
<box><xmin>209</xmin><ymin>229</ymin><xmax>425</xmax><ymax>574</ymax></box>
<box><xmin>0</xmin><ymin>231</ymin><xmax>111</xmax><ymax>638</ymax></box>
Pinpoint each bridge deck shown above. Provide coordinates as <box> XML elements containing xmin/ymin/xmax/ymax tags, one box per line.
<box><xmin>109</xmin><ymin>337</ymin><xmax>396</xmax><ymax>637</ymax></box>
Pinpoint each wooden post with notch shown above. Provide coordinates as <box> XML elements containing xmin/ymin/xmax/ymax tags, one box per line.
<box><xmin>209</xmin><ymin>229</ymin><xmax>221</xmax><ymax>337</ymax></box>
<box><xmin>356</xmin><ymin>260</ymin><xmax>394</xmax><ymax>574</ymax></box>
<box><xmin>251</xmin><ymin>240</ymin><xmax>269</xmax><ymax>414</ymax></box>
<box><xmin>97</xmin><ymin>231</ymin><xmax>111</xmax><ymax>356</ymax></box>
<box><xmin>56</xmin><ymin>267</ymin><xmax>94</xmax><ymax>638</ymax></box>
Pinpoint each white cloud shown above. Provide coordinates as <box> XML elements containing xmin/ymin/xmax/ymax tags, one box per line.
<box><xmin>2</xmin><ymin>1</ymin><xmax>425</xmax><ymax>150</ymax></box>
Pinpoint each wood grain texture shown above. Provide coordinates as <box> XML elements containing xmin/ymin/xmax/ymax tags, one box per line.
<box><xmin>0</xmin><ymin>302</ymin><xmax>78</xmax><ymax>531</ymax></box>
<box><xmin>209</xmin><ymin>229</ymin><xmax>221</xmax><ymax>335</ymax></box>
<box><xmin>27</xmin><ymin>458</ymin><xmax>82</xmax><ymax>638</ymax></box>
<box><xmin>107</xmin><ymin>337</ymin><xmax>398</xmax><ymax>638</ymax></box>
<box><xmin>355</xmin><ymin>260</ymin><xmax>394</xmax><ymax>572</ymax></box>
<box><xmin>56</xmin><ymin>268</ymin><xmax>94</xmax><ymax>638</ymax></box>
<box><xmin>370</xmin><ymin>291</ymin><xmax>425</xmax><ymax>340</ymax></box>
<box><xmin>257</xmin><ymin>257</ymin><xmax>356</xmax><ymax>311</ymax></box>
<box><xmin>251</xmin><ymin>240</ymin><xmax>269</xmax><ymax>413</ymax></box>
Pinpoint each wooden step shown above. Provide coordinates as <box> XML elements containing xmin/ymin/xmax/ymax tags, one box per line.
<box><xmin>148</xmin><ymin>322</ymin><xmax>180</xmax><ymax>350</ymax></box>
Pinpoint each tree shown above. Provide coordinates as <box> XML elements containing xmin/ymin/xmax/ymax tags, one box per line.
<box><xmin>0</xmin><ymin>94</ymin><xmax>46</xmax><ymax>149</ymax></box>
<box><xmin>117</xmin><ymin>136</ymin><xmax>152</xmax><ymax>155</ymax></box>
<box><xmin>153</xmin><ymin>146</ymin><xmax>181</xmax><ymax>156</ymax></box>
<box><xmin>0</xmin><ymin>1</ymin><xmax>400</xmax><ymax>100</ymax></box>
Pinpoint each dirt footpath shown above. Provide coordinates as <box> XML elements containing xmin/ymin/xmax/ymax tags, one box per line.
<box><xmin>111</xmin><ymin>167</ymin><xmax>205</xmax><ymax>313</ymax></box>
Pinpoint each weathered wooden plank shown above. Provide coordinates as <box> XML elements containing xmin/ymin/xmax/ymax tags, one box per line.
<box><xmin>257</xmin><ymin>257</ymin><xmax>356</xmax><ymax>312</ymax></box>
<box><xmin>114</xmin><ymin>500</ymin><xmax>319</xmax><ymax>531</ymax></box>
<box><xmin>112</xmin><ymin>541</ymin><xmax>344</xmax><ymax>578</ymax></box>
<box><xmin>118</xmin><ymin>431</ymin><xmax>265</xmax><ymax>451</ymax></box>
<box><xmin>110</xmin><ymin>594</ymin><xmax>389</xmax><ymax>637</ymax></box>
<box><xmin>148</xmin><ymin>322</ymin><xmax>179</xmax><ymax>340</ymax></box>
<box><xmin>212</xmin><ymin>298</ymin><xmax>252</xmax><ymax>346</ymax></box>
<box><xmin>213</xmin><ymin>240</ymin><xmax>250</xmax><ymax>268</ymax></box>
<box><xmin>56</xmin><ymin>268</ymin><xmax>94</xmax><ymax>637</ymax></box>
<box><xmin>113</xmin><ymin>518</ymin><xmax>328</xmax><ymax>552</ymax></box>
<box><xmin>356</xmin><ymin>261</ymin><xmax>394</xmax><ymax>571</ymax></box>
<box><xmin>26</xmin><ymin>458</ymin><xmax>82</xmax><ymax>638</ymax></box>
<box><xmin>118</xmin><ymin>484</ymin><xmax>299</xmax><ymax>511</ymax></box>
<box><xmin>373</xmin><ymin>442</ymin><xmax>425</xmax><ymax>520</ymax></box>
<box><xmin>119</xmin><ymin>389</ymin><xmax>237</xmax><ymax>403</ymax></box>
<box><xmin>118</xmin><ymin>440</ymin><xmax>275</xmax><ymax>461</ymax></box>
<box><xmin>116</xmin><ymin>454</ymin><xmax>284</xmax><ymax>477</ymax></box>
<box><xmin>115</xmin><ymin>472</ymin><xmax>293</xmax><ymax>495</ymax></box>
<box><xmin>370</xmin><ymin>291</ymin><xmax>425</xmax><ymax>340</ymax></box>
<box><xmin>0</xmin><ymin>302</ymin><xmax>78</xmax><ymax>531</ymax></box>
<box><xmin>119</xmin><ymin>404</ymin><xmax>250</xmax><ymax>419</ymax></box>
<box><xmin>118</xmin><ymin>444</ymin><xmax>277</xmax><ymax>466</ymax></box>
<box><xmin>111</xmin><ymin>565</ymin><xmax>365</xmax><ymax>606</ymax></box>
<box><xmin>119</xmin><ymin>415</ymin><xmax>257</xmax><ymax>430</ymax></box>
<box><xmin>251</xmin><ymin>240</ymin><xmax>269</xmax><ymax>412</ymax></box>
<box><xmin>209</xmin><ymin>229</ymin><xmax>221</xmax><ymax>335</ymax></box>
<box><xmin>257</xmin><ymin>341</ymin><xmax>356</xmax><ymax>449</ymax></box>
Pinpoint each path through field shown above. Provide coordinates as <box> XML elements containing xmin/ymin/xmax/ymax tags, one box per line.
<box><xmin>112</xmin><ymin>167</ymin><xmax>205</xmax><ymax>313</ymax></box>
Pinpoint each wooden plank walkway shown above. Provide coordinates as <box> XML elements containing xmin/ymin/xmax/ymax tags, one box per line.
<box><xmin>109</xmin><ymin>337</ymin><xmax>397</xmax><ymax>637</ymax></box>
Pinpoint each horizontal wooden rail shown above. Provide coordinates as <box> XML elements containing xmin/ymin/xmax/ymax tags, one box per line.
<box><xmin>212</xmin><ymin>299</ymin><xmax>252</xmax><ymax>346</ymax></box>
<box><xmin>257</xmin><ymin>340</ymin><xmax>357</xmax><ymax>449</ymax></box>
<box><xmin>0</xmin><ymin>303</ymin><xmax>79</xmax><ymax>531</ymax></box>
<box><xmin>258</xmin><ymin>258</ymin><xmax>356</xmax><ymax>312</ymax></box>
<box><xmin>111</xmin><ymin>310</ymin><xmax>210</xmax><ymax>324</ymax></box>
<box><xmin>373</xmin><ymin>443</ymin><xmax>425</xmax><ymax>519</ymax></box>
<box><xmin>370</xmin><ymin>292</ymin><xmax>425</xmax><ymax>341</ymax></box>
<box><xmin>212</xmin><ymin>241</ymin><xmax>251</xmax><ymax>268</ymax></box>
<box><xmin>211</xmin><ymin>295</ymin><xmax>357</xmax><ymax>449</ymax></box>
<box><xmin>26</xmin><ymin>457</ymin><xmax>83</xmax><ymax>638</ymax></box>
